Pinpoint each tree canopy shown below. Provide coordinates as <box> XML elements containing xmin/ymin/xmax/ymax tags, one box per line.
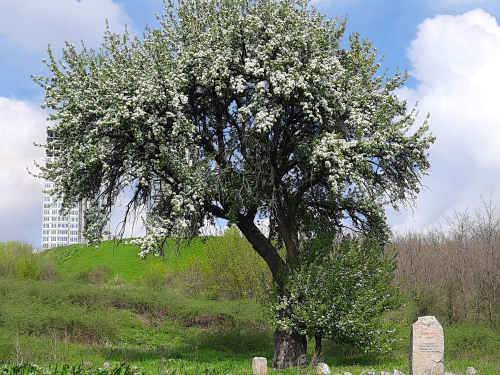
<box><xmin>34</xmin><ymin>0</ymin><xmax>434</xmax><ymax>368</ymax></box>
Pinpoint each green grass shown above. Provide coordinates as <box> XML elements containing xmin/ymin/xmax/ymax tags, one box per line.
<box><xmin>1</xmin><ymin>276</ymin><xmax>499</xmax><ymax>374</ymax></box>
<box><xmin>1</xmin><ymin>239</ymin><xmax>499</xmax><ymax>374</ymax></box>
<box><xmin>41</xmin><ymin>239</ymin><xmax>207</xmax><ymax>283</ymax></box>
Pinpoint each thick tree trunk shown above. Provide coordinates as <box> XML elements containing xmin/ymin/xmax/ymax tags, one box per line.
<box><xmin>311</xmin><ymin>332</ymin><xmax>322</xmax><ymax>365</ymax></box>
<box><xmin>236</xmin><ymin>213</ymin><xmax>307</xmax><ymax>370</ymax></box>
<box><xmin>272</xmin><ymin>327</ymin><xmax>308</xmax><ymax>370</ymax></box>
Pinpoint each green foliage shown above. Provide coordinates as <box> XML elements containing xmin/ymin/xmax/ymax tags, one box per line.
<box><xmin>70</xmin><ymin>265</ymin><xmax>114</xmax><ymax>285</ymax></box>
<box><xmin>0</xmin><ymin>241</ymin><xmax>36</xmax><ymax>277</ymax></box>
<box><xmin>42</xmin><ymin>236</ymin><xmax>271</xmax><ymax>300</ymax></box>
<box><xmin>0</xmin><ymin>363</ymin><xmax>143</xmax><ymax>375</ymax></box>
<box><xmin>0</xmin><ymin>241</ymin><xmax>57</xmax><ymax>282</ymax></box>
<box><xmin>140</xmin><ymin>262</ymin><xmax>168</xmax><ymax>290</ymax></box>
<box><xmin>197</xmin><ymin>227</ymin><xmax>272</xmax><ymax>300</ymax></box>
<box><xmin>0</xmin><ymin>273</ymin><xmax>499</xmax><ymax>374</ymax></box>
<box><xmin>268</xmin><ymin>232</ymin><xmax>403</xmax><ymax>354</ymax></box>
<box><xmin>16</xmin><ymin>258</ymin><xmax>41</xmax><ymax>281</ymax></box>
<box><xmin>0</xmin><ymin>276</ymin><xmax>278</xmax><ymax>372</ymax></box>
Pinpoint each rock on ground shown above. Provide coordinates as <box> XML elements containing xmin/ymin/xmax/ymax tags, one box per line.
<box><xmin>252</xmin><ymin>357</ymin><xmax>267</xmax><ymax>375</ymax></box>
<box><xmin>316</xmin><ymin>363</ymin><xmax>331</xmax><ymax>375</ymax></box>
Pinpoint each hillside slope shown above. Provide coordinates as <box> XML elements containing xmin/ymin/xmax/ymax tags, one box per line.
<box><xmin>41</xmin><ymin>238</ymin><xmax>208</xmax><ymax>283</ymax></box>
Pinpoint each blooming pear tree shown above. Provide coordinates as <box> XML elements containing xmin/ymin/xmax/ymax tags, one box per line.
<box><xmin>34</xmin><ymin>0</ymin><xmax>434</xmax><ymax>368</ymax></box>
<box><xmin>268</xmin><ymin>230</ymin><xmax>402</xmax><ymax>363</ymax></box>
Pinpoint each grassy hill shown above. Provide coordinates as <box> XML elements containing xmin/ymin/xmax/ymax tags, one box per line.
<box><xmin>1</xmin><ymin>239</ymin><xmax>499</xmax><ymax>374</ymax></box>
<box><xmin>41</xmin><ymin>238</ymin><xmax>208</xmax><ymax>283</ymax></box>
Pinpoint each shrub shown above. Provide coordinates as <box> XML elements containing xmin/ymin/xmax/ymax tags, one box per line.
<box><xmin>267</xmin><ymin>231</ymin><xmax>403</xmax><ymax>359</ymax></box>
<box><xmin>140</xmin><ymin>261</ymin><xmax>168</xmax><ymax>290</ymax></box>
<box><xmin>16</xmin><ymin>258</ymin><xmax>41</xmax><ymax>281</ymax></box>
<box><xmin>0</xmin><ymin>241</ymin><xmax>35</xmax><ymax>277</ymax></box>
<box><xmin>89</xmin><ymin>265</ymin><xmax>113</xmax><ymax>285</ymax></box>
<box><xmin>70</xmin><ymin>265</ymin><xmax>114</xmax><ymax>285</ymax></box>
<box><xmin>39</xmin><ymin>262</ymin><xmax>58</xmax><ymax>282</ymax></box>
<box><xmin>197</xmin><ymin>227</ymin><xmax>272</xmax><ymax>300</ymax></box>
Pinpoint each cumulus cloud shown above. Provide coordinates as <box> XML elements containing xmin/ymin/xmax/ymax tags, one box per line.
<box><xmin>0</xmin><ymin>98</ymin><xmax>46</xmax><ymax>245</ymax></box>
<box><xmin>432</xmin><ymin>0</ymin><xmax>492</xmax><ymax>6</ymax></box>
<box><xmin>389</xmin><ymin>9</ymin><xmax>500</xmax><ymax>232</ymax></box>
<box><xmin>0</xmin><ymin>0</ymin><xmax>135</xmax><ymax>52</ymax></box>
<box><xmin>0</xmin><ymin>97</ymin><xmax>147</xmax><ymax>246</ymax></box>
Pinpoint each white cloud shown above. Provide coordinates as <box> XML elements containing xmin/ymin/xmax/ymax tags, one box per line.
<box><xmin>0</xmin><ymin>0</ymin><xmax>135</xmax><ymax>52</ymax></box>
<box><xmin>432</xmin><ymin>0</ymin><xmax>491</xmax><ymax>6</ymax></box>
<box><xmin>0</xmin><ymin>98</ymin><xmax>46</xmax><ymax>245</ymax></box>
<box><xmin>0</xmin><ymin>97</ymin><xmax>147</xmax><ymax>246</ymax></box>
<box><xmin>389</xmin><ymin>9</ymin><xmax>500</xmax><ymax>233</ymax></box>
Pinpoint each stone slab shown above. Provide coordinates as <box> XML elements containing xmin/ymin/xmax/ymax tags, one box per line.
<box><xmin>410</xmin><ymin>316</ymin><xmax>444</xmax><ymax>375</ymax></box>
<box><xmin>252</xmin><ymin>357</ymin><xmax>267</xmax><ymax>374</ymax></box>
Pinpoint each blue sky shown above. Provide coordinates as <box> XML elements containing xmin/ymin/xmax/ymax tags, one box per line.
<box><xmin>1</xmin><ymin>0</ymin><xmax>500</xmax><ymax>248</ymax></box>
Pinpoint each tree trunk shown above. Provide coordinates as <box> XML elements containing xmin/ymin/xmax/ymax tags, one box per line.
<box><xmin>311</xmin><ymin>332</ymin><xmax>322</xmax><ymax>364</ymax></box>
<box><xmin>236</xmin><ymin>214</ymin><xmax>307</xmax><ymax>369</ymax></box>
<box><xmin>272</xmin><ymin>327</ymin><xmax>307</xmax><ymax>370</ymax></box>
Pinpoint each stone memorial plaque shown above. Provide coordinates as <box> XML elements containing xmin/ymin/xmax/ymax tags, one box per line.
<box><xmin>409</xmin><ymin>316</ymin><xmax>444</xmax><ymax>375</ymax></box>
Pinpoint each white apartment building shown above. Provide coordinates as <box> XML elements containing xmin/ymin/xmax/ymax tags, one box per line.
<box><xmin>41</xmin><ymin>129</ymin><xmax>85</xmax><ymax>250</ymax></box>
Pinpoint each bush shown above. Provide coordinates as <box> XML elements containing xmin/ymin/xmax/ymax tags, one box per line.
<box><xmin>267</xmin><ymin>231</ymin><xmax>403</xmax><ymax>358</ymax></box>
<box><xmin>0</xmin><ymin>241</ymin><xmax>35</xmax><ymax>277</ymax></box>
<box><xmin>70</xmin><ymin>265</ymin><xmax>113</xmax><ymax>285</ymax></box>
<box><xmin>140</xmin><ymin>261</ymin><xmax>168</xmax><ymax>290</ymax></box>
<box><xmin>197</xmin><ymin>227</ymin><xmax>273</xmax><ymax>300</ymax></box>
<box><xmin>16</xmin><ymin>258</ymin><xmax>41</xmax><ymax>281</ymax></box>
<box><xmin>39</xmin><ymin>263</ymin><xmax>58</xmax><ymax>282</ymax></box>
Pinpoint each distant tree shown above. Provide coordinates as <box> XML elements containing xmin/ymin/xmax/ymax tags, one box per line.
<box><xmin>267</xmin><ymin>229</ymin><xmax>402</xmax><ymax>363</ymax></box>
<box><xmin>34</xmin><ymin>0</ymin><xmax>434</xmax><ymax>368</ymax></box>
